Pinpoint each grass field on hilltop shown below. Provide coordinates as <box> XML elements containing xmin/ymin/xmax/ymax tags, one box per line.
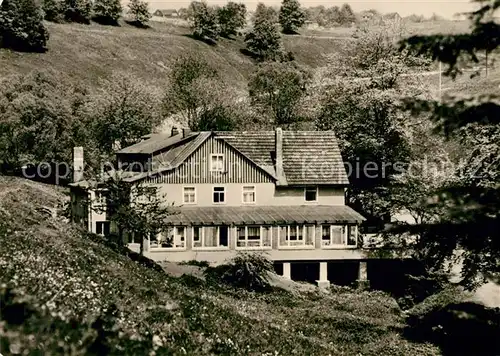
<box><xmin>0</xmin><ymin>18</ymin><xmax>477</xmax><ymax>94</ymax></box>
<box><xmin>0</xmin><ymin>19</ymin><xmax>344</xmax><ymax>92</ymax></box>
<box><xmin>0</xmin><ymin>176</ymin><xmax>441</xmax><ymax>355</ymax></box>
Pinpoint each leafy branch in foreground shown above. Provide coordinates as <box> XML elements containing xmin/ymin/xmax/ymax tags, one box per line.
<box><xmin>396</xmin><ymin>0</ymin><xmax>499</xmax><ymax>288</ymax></box>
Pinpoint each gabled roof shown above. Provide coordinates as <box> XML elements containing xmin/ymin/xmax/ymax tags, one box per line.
<box><xmin>118</xmin><ymin>130</ymin><xmax>350</xmax><ymax>186</ymax></box>
<box><xmin>216</xmin><ymin>131</ymin><xmax>349</xmax><ymax>185</ymax></box>
<box><xmin>116</xmin><ymin>132</ymin><xmax>198</xmax><ymax>155</ymax></box>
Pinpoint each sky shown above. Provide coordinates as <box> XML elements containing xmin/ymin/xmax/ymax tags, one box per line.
<box><xmin>147</xmin><ymin>0</ymin><xmax>476</xmax><ymax>19</ymax></box>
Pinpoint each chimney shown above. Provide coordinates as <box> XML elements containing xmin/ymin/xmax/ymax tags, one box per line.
<box><xmin>275</xmin><ymin>128</ymin><xmax>285</xmax><ymax>184</ymax></box>
<box><xmin>73</xmin><ymin>146</ymin><xmax>84</xmax><ymax>182</ymax></box>
<box><xmin>171</xmin><ymin>126</ymin><xmax>179</xmax><ymax>137</ymax></box>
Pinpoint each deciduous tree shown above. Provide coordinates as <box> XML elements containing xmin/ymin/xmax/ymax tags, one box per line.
<box><xmin>89</xmin><ymin>73</ymin><xmax>161</xmax><ymax>155</ymax></box>
<box><xmin>249</xmin><ymin>61</ymin><xmax>311</xmax><ymax>128</ymax></box>
<box><xmin>217</xmin><ymin>2</ymin><xmax>246</xmax><ymax>38</ymax></box>
<box><xmin>96</xmin><ymin>172</ymin><xmax>173</xmax><ymax>256</ymax></box>
<box><xmin>127</xmin><ymin>0</ymin><xmax>151</xmax><ymax>28</ymax></box>
<box><xmin>93</xmin><ymin>0</ymin><xmax>122</xmax><ymax>26</ymax></box>
<box><xmin>395</xmin><ymin>0</ymin><xmax>500</xmax><ymax>287</ymax></box>
<box><xmin>188</xmin><ymin>0</ymin><xmax>220</xmax><ymax>43</ymax></box>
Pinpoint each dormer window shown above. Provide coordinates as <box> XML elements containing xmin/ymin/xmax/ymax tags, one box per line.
<box><xmin>305</xmin><ymin>186</ymin><xmax>318</xmax><ymax>202</ymax></box>
<box><xmin>210</xmin><ymin>154</ymin><xmax>224</xmax><ymax>172</ymax></box>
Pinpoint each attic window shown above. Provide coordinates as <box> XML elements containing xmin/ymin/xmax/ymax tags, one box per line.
<box><xmin>305</xmin><ymin>186</ymin><xmax>318</xmax><ymax>202</ymax></box>
<box><xmin>210</xmin><ymin>154</ymin><xmax>224</xmax><ymax>172</ymax></box>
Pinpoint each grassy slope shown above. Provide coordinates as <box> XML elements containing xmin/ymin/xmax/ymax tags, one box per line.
<box><xmin>0</xmin><ymin>20</ymin><xmax>343</xmax><ymax>93</ymax></box>
<box><xmin>0</xmin><ymin>176</ymin><xmax>440</xmax><ymax>355</ymax></box>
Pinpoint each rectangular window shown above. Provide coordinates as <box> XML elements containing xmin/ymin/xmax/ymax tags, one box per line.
<box><xmin>150</xmin><ymin>226</ymin><xmax>186</xmax><ymax>249</ymax></box>
<box><xmin>213</xmin><ymin>186</ymin><xmax>225</xmax><ymax>203</ymax></box>
<box><xmin>193</xmin><ymin>226</ymin><xmax>203</xmax><ymax>248</ymax></box>
<box><xmin>210</xmin><ymin>154</ymin><xmax>224</xmax><ymax>172</ymax></box>
<box><xmin>278</xmin><ymin>225</ymin><xmax>314</xmax><ymax>248</ymax></box>
<box><xmin>305</xmin><ymin>186</ymin><xmax>318</xmax><ymax>202</ymax></box>
<box><xmin>321</xmin><ymin>225</ymin><xmax>357</xmax><ymax>247</ymax></box>
<box><xmin>242</xmin><ymin>186</ymin><xmax>256</xmax><ymax>204</ymax></box>
<box><xmin>193</xmin><ymin>226</ymin><xmax>230</xmax><ymax>249</ymax></box>
<box><xmin>236</xmin><ymin>226</ymin><xmax>272</xmax><ymax>249</ymax></box>
<box><xmin>183</xmin><ymin>186</ymin><xmax>196</xmax><ymax>204</ymax></box>
<box><xmin>96</xmin><ymin>221</ymin><xmax>110</xmax><ymax>236</ymax></box>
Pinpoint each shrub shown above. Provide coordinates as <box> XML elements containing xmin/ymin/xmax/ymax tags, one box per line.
<box><xmin>0</xmin><ymin>0</ymin><xmax>49</xmax><ymax>52</ymax></box>
<box><xmin>188</xmin><ymin>0</ymin><xmax>220</xmax><ymax>43</ymax></box>
<box><xmin>127</xmin><ymin>0</ymin><xmax>151</xmax><ymax>28</ymax></box>
<box><xmin>93</xmin><ymin>0</ymin><xmax>122</xmax><ymax>26</ymax></box>
<box><xmin>217</xmin><ymin>2</ymin><xmax>246</xmax><ymax>38</ymax></box>
<box><xmin>42</xmin><ymin>0</ymin><xmax>64</xmax><ymax>22</ymax></box>
<box><xmin>179</xmin><ymin>260</ymin><xmax>210</xmax><ymax>268</ymax></box>
<box><xmin>205</xmin><ymin>252</ymin><xmax>274</xmax><ymax>292</ymax></box>
<box><xmin>405</xmin><ymin>291</ymin><xmax>500</xmax><ymax>355</ymax></box>
<box><xmin>63</xmin><ymin>0</ymin><xmax>92</xmax><ymax>24</ymax></box>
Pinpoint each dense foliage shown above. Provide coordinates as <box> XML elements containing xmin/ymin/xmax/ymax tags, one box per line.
<box><xmin>63</xmin><ymin>0</ymin><xmax>93</xmax><ymax>24</ymax></box>
<box><xmin>217</xmin><ymin>2</ymin><xmax>246</xmax><ymax>38</ymax></box>
<box><xmin>396</xmin><ymin>0</ymin><xmax>500</xmax><ymax>287</ymax></box>
<box><xmin>205</xmin><ymin>253</ymin><xmax>275</xmax><ymax>292</ymax></box>
<box><xmin>42</xmin><ymin>0</ymin><xmax>64</xmax><ymax>22</ymax></box>
<box><xmin>96</xmin><ymin>173</ymin><xmax>173</xmax><ymax>255</ymax></box>
<box><xmin>164</xmin><ymin>53</ymin><xmax>243</xmax><ymax>131</ymax></box>
<box><xmin>188</xmin><ymin>0</ymin><xmax>220</xmax><ymax>43</ymax></box>
<box><xmin>279</xmin><ymin>0</ymin><xmax>306</xmax><ymax>34</ymax></box>
<box><xmin>93</xmin><ymin>0</ymin><xmax>123</xmax><ymax>25</ymax></box>
<box><xmin>90</xmin><ymin>73</ymin><xmax>161</xmax><ymax>154</ymax></box>
<box><xmin>0</xmin><ymin>0</ymin><xmax>49</xmax><ymax>52</ymax></box>
<box><xmin>0</xmin><ymin>71</ymin><xmax>89</xmax><ymax>171</ymax></box>
<box><xmin>316</xmin><ymin>21</ymin><xmax>430</xmax><ymax>227</ymax></box>
<box><xmin>127</xmin><ymin>0</ymin><xmax>151</xmax><ymax>28</ymax></box>
<box><xmin>249</xmin><ymin>61</ymin><xmax>312</xmax><ymax>128</ymax></box>
<box><xmin>244</xmin><ymin>3</ymin><xmax>283</xmax><ymax>61</ymax></box>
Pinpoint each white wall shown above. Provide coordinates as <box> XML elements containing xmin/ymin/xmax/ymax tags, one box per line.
<box><xmin>155</xmin><ymin>183</ymin><xmax>345</xmax><ymax>207</ymax></box>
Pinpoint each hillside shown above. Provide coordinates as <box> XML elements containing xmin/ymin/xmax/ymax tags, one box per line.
<box><xmin>0</xmin><ymin>176</ymin><xmax>441</xmax><ymax>355</ymax></box>
<box><xmin>0</xmin><ymin>20</ymin><xmax>343</xmax><ymax>93</ymax></box>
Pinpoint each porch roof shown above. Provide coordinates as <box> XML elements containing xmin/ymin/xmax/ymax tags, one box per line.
<box><xmin>166</xmin><ymin>205</ymin><xmax>365</xmax><ymax>226</ymax></box>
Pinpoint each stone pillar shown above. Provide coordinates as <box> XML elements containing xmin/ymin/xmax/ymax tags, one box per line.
<box><xmin>316</xmin><ymin>262</ymin><xmax>330</xmax><ymax>289</ymax></box>
<box><xmin>283</xmin><ymin>262</ymin><xmax>291</xmax><ymax>279</ymax></box>
<box><xmin>356</xmin><ymin>261</ymin><xmax>370</xmax><ymax>290</ymax></box>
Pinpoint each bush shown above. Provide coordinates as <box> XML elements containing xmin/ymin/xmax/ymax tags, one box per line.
<box><xmin>0</xmin><ymin>0</ymin><xmax>49</xmax><ymax>52</ymax></box>
<box><xmin>42</xmin><ymin>0</ymin><xmax>64</xmax><ymax>22</ymax></box>
<box><xmin>127</xmin><ymin>0</ymin><xmax>151</xmax><ymax>28</ymax></box>
<box><xmin>397</xmin><ymin>272</ymin><xmax>449</xmax><ymax>310</ymax></box>
<box><xmin>63</xmin><ymin>0</ymin><xmax>92</xmax><ymax>24</ymax></box>
<box><xmin>179</xmin><ymin>260</ymin><xmax>210</xmax><ymax>268</ymax></box>
<box><xmin>205</xmin><ymin>252</ymin><xmax>274</xmax><ymax>292</ymax></box>
<box><xmin>188</xmin><ymin>0</ymin><xmax>220</xmax><ymax>43</ymax></box>
<box><xmin>405</xmin><ymin>289</ymin><xmax>500</xmax><ymax>355</ymax></box>
<box><xmin>93</xmin><ymin>0</ymin><xmax>122</xmax><ymax>26</ymax></box>
<box><xmin>217</xmin><ymin>2</ymin><xmax>246</xmax><ymax>38</ymax></box>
